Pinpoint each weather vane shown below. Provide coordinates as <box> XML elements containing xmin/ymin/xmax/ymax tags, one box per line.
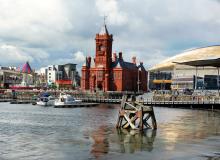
<box><xmin>104</xmin><ymin>15</ymin><xmax>107</xmax><ymax>25</ymax></box>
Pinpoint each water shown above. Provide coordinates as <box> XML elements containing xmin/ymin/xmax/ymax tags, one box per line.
<box><xmin>0</xmin><ymin>103</ymin><xmax>219</xmax><ymax>160</ymax></box>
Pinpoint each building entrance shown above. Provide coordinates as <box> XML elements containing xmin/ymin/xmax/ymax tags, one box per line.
<box><xmin>97</xmin><ymin>83</ymin><xmax>103</xmax><ymax>91</ymax></box>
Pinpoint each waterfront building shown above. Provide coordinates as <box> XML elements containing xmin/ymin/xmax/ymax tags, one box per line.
<box><xmin>46</xmin><ymin>63</ymin><xmax>80</xmax><ymax>89</ymax></box>
<box><xmin>0</xmin><ymin>62</ymin><xmax>35</xmax><ymax>89</ymax></box>
<box><xmin>36</xmin><ymin>67</ymin><xmax>48</xmax><ymax>87</ymax></box>
<box><xmin>81</xmin><ymin>23</ymin><xmax>147</xmax><ymax>92</ymax></box>
<box><xmin>47</xmin><ymin>65</ymin><xmax>57</xmax><ymax>86</ymax></box>
<box><xmin>20</xmin><ymin>62</ymin><xmax>34</xmax><ymax>86</ymax></box>
<box><xmin>149</xmin><ymin>45</ymin><xmax>220</xmax><ymax>90</ymax></box>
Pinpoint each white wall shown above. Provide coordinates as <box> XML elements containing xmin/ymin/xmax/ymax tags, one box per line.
<box><xmin>47</xmin><ymin>65</ymin><xmax>57</xmax><ymax>85</ymax></box>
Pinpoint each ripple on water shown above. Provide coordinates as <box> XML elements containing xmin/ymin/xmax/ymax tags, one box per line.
<box><xmin>0</xmin><ymin>103</ymin><xmax>219</xmax><ymax>160</ymax></box>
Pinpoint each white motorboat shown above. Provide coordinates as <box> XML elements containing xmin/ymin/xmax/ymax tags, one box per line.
<box><xmin>36</xmin><ymin>93</ymin><xmax>55</xmax><ymax>106</ymax></box>
<box><xmin>54</xmin><ymin>93</ymin><xmax>82</xmax><ymax>106</ymax></box>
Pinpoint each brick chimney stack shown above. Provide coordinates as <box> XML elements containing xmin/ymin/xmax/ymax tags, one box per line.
<box><xmin>113</xmin><ymin>52</ymin><xmax>117</xmax><ymax>62</ymax></box>
<box><xmin>132</xmin><ymin>56</ymin><xmax>136</xmax><ymax>64</ymax></box>
<box><xmin>119</xmin><ymin>52</ymin><xmax>123</xmax><ymax>60</ymax></box>
<box><xmin>87</xmin><ymin>56</ymin><xmax>91</xmax><ymax>67</ymax></box>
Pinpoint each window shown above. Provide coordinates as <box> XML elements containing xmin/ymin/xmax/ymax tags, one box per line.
<box><xmin>97</xmin><ymin>71</ymin><xmax>103</xmax><ymax>80</ymax></box>
<box><xmin>113</xmin><ymin>72</ymin><xmax>121</xmax><ymax>80</ymax></box>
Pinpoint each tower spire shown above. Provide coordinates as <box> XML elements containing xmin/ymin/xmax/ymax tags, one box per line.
<box><xmin>104</xmin><ymin>15</ymin><xmax>107</xmax><ymax>25</ymax></box>
<box><xmin>99</xmin><ymin>16</ymin><xmax>109</xmax><ymax>35</ymax></box>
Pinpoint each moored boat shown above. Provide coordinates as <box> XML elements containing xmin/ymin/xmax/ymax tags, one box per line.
<box><xmin>36</xmin><ymin>93</ymin><xmax>55</xmax><ymax>106</ymax></box>
<box><xmin>54</xmin><ymin>93</ymin><xmax>82</xmax><ymax>107</ymax></box>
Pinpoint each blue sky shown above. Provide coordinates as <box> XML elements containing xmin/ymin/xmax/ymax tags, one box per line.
<box><xmin>0</xmin><ymin>0</ymin><xmax>220</xmax><ymax>71</ymax></box>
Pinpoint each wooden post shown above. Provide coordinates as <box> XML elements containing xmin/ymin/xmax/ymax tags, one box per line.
<box><xmin>116</xmin><ymin>95</ymin><xmax>157</xmax><ymax>130</ymax></box>
<box><xmin>139</xmin><ymin>107</ymin><xmax>143</xmax><ymax>130</ymax></box>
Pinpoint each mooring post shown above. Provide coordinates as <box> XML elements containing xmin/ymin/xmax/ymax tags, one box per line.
<box><xmin>139</xmin><ymin>106</ymin><xmax>144</xmax><ymax>130</ymax></box>
<box><xmin>150</xmin><ymin>106</ymin><xmax>157</xmax><ymax>129</ymax></box>
<box><xmin>116</xmin><ymin>95</ymin><xmax>157</xmax><ymax>131</ymax></box>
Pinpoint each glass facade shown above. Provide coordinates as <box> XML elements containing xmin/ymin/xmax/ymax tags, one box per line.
<box><xmin>204</xmin><ymin>75</ymin><xmax>220</xmax><ymax>90</ymax></box>
<box><xmin>149</xmin><ymin>72</ymin><xmax>172</xmax><ymax>90</ymax></box>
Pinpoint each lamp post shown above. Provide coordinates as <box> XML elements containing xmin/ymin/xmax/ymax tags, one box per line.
<box><xmin>218</xmin><ymin>67</ymin><xmax>219</xmax><ymax>96</ymax></box>
<box><xmin>137</xmin><ymin>67</ymin><xmax>140</xmax><ymax>93</ymax></box>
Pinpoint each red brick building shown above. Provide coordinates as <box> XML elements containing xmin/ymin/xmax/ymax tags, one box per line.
<box><xmin>81</xmin><ymin>23</ymin><xmax>147</xmax><ymax>92</ymax></box>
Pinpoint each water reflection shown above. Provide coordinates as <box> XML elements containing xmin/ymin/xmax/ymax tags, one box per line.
<box><xmin>90</xmin><ymin>127</ymin><xmax>157</xmax><ymax>159</ymax></box>
<box><xmin>90</xmin><ymin>126</ymin><xmax>110</xmax><ymax>159</ymax></box>
<box><xmin>116</xmin><ymin>129</ymin><xmax>157</xmax><ymax>153</ymax></box>
<box><xmin>159</xmin><ymin>110</ymin><xmax>220</xmax><ymax>145</ymax></box>
<box><xmin>0</xmin><ymin>103</ymin><xmax>219</xmax><ymax>160</ymax></box>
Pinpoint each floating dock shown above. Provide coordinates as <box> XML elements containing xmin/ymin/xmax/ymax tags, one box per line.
<box><xmin>10</xmin><ymin>100</ymin><xmax>35</xmax><ymax>104</ymax></box>
<box><xmin>143</xmin><ymin>100</ymin><xmax>220</xmax><ymax>110</ymax></box>
<box><xmin>54</xmin><ymin>103</ymin><xmax>99</xmax><ymax>108</ymax></box>
<box><xmin>0</xmin><ymin>99</ymin><xmax>13</xmax><ymax>102</ymax></box>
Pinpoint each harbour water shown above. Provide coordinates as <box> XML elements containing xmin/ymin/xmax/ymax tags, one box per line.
<box><xmin>0</xmin><ymin>103</ymin><xmax>219</xmax><ymax>160</ymax></box>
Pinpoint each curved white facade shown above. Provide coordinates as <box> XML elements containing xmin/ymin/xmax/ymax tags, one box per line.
<box><xmin>150</xmin><ymin>45</ymin><xmax>220</xmax><ymax>71</ymax></box>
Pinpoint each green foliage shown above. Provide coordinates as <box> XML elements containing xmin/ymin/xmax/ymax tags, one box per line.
<box><xmin>49</xmin><ymin>83</ymin><xmax>57</xmax><ymax>89</ymax></box>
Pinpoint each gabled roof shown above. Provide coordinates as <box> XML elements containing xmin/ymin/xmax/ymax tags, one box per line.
<box><xmin>90</xmin><ymin>58</ymin><xmax>95</xmax><ymax>68</ymax></box>
<box><xmin>111</xmin><ymin>59</ymin><xmax>137</xmax><ymax>69</ymax></box>
<box><xmin>138</xmin><ymin>64</ymin><xmax>146</xmax><ymax>71</ymax></box>
<box><xmin>21</xmin><ymin>61</ymin><xmax>32</xmax><ymax>74</ymax></box>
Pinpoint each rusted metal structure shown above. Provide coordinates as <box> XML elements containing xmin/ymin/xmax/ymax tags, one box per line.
<box><xmin>116</xmin><ymin>95</ymin><xmax>157</xmax><ymax>130</ymax></box>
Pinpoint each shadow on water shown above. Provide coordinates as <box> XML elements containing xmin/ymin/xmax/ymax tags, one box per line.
<box><xmin>90</xmin><ymin>126</ymin><xmax>157</xmax><ymax>159</ymax></box>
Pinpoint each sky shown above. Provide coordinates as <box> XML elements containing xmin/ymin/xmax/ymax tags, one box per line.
<box><xmin>0</xmin><ymin>0</ymin><xmax>220</xmax><ymax>71</ymax></box>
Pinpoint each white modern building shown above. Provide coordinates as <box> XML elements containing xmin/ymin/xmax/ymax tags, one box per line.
<box><xmin>149</xmin><ymin>45</ymin><xmax>220</xmax><ymax>90</ymax></box>
<box><xmin>47</xmin><ymin>65</ymin><xmax>57</xmax><ymax>85</ymax></box>
<box><xmin>38</xmin><ymin>63</ymin><xmax>80</xmax><ymax>89</ymax></box>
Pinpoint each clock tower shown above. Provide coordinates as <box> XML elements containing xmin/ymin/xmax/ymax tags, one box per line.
<box><xmin>95</xmin><ymin>22</ymin><xmax>113</xmax><ymax>68</ymax></box>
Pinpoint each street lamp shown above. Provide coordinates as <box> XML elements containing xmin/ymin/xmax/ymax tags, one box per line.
<box><xmin>137</xmin><ymin>67</ymin><xmax>141</xmax><ymax>93</ymax></box>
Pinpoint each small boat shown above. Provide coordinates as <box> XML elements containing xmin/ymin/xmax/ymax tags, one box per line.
<box><xmin>36</xmin><ymin>93</ymin><xmax>55</xmax><ymax>106</ymax></box>
<box><xmin>54</xmin><ymin>93</ymin><xmax>82</xmax><ymax>107</ymax></box>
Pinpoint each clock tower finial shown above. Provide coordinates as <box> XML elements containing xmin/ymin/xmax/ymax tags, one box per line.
<box><xmin>99</xmin><ymin>15</ymin><xmax>109</xmax><ymax>35</ymax></box>
<box><xmin>95</xmin><ymin>19</ymin><xmax>113</xmax><ymax>68</ymax></box>
<box><xmin>104</xmin><ymin>15</ymin><xmax>107</xmax><ymax>25</ymax></box>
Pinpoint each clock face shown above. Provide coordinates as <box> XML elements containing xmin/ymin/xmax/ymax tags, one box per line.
<box><xmin>101</xmin><ymin>45</ymin><xmax>106</xmax><ymax>51</ymax></box>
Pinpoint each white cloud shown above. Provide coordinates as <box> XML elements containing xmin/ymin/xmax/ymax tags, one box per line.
<box><xmin>0</xmin><ymin>44</ymin><xmax>33</xmax><ymax>64</ymax></box>
<box><xmin>0</xmin><ymin>44</ymin><xmax>50</xmax><ymax>66</ymax></box>
<box><xmin>95</xmin><ymin>0</ymin><xmax>128</xmax><ymax>25</ymax></box>
<box><xmin>73</xmin><ymin>51</ymin><xmax>86</xmax><ymax>63</ymax></box>
<box><xmin>0</xmin><ymin>0</ymin><xmax>220</xmax><ymax>70</ymax></box>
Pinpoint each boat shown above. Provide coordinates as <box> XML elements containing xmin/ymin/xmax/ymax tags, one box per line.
<box><xmin>36</xmin><ymin>93</ymin><xmax>55</xmax><ymax>106</ymax></box>
<box><xmin>54</xmin><ymin>93</ymin><xmax>82</xmax><ymax>107</ymax></box>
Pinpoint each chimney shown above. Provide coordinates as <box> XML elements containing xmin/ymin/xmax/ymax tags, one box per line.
<box><xmin>132</xmin><ymin>56</ymin><xmax>136</xmax><ymax>64</ymax></box>
<box><xmin>119</xmin><ymin>52</ymin><xmax>123</xmax><ymax>60</ymax></box>
<box><xmin>113</xmin><ymin>52</ymin><xmax>117</xmax><ymax>62</ymax></box>
<box><xmin>87</xmin><ymin>56</ymin><xmax>91</xmax><ymax>67</ymax></box>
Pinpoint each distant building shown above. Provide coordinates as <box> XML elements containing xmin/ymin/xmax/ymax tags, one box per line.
<box><xmin>149</xmin><ymin>71</ymin><xmax>172</xmax><ymax>90</ymax></box>
<box><xmin>45</xmin><ymin>63</ymin><xmax>80</xmax><ymax>89</ymax></box>
<box><xmin>36</xmin><ymin>67</ymin><xmax>48</xmax><ymax>87</ymax></box>
<box><xmin>47</xmin><ymin>65</ymin><xmax>57</xmax><ymax>85</ymax></box>
<box><xmin>0</xmin><ymin>62</ymin><xmax>35</xmax><ymax>88</ymax></box>
<box><xmin>81</xmin><ymin>23</ymin><xmax>147</xmax><ymax>92</ymax></box>
<box><xmin>149</xmin><ymin>45</ymin><xmax>220</xmax><ymax>90</ymax></box>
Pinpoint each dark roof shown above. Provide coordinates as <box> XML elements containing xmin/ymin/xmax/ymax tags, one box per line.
<box><xmin>111</xmin><ymin>59</ymin><xmax>137</xmax><ymax>69</ymax></box>
<box><xmin>138</xmin><ymin>64</ymin><xmax>146</xmax><ymax>71</ymax></box>
<box><xmin>174</xmin><ymin>58</ymin><xmax>220</xmax><ymax>67</ymax></box>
